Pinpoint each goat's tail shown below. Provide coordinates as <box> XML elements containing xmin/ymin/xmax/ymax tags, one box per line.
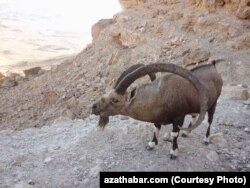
<box><xmin>178</xmin><ymin>114</ymin><xmax>201</xmax><ymax>131</ymax></box>
<box><xmin>211</xmin><ymin>59</ymin><xmax>225</xmax><ymax>67</ymax></box>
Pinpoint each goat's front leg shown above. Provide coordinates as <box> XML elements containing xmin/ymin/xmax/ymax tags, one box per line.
<box><xmin>170</xmin><ymin>118</ymin><xmax>184</xmax><ymax>160</ymax></box>
<box><xmin>146</xmin><ymin>124</ymin><xmax>161</xmax><ymax>150</ymax></box>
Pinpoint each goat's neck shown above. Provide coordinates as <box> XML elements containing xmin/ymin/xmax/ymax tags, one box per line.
<box><xmin>120</xmin><ymin>106</ymin><xmax>130</xmax><ymax>117</ymax></box>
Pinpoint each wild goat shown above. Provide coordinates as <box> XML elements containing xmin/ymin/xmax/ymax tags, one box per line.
<box><xmin>92</xmin><ymin>62</ymin><xmax>223</xmax><ymax>159</ymax></box>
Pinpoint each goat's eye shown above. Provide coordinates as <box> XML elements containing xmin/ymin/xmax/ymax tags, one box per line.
<box><xmin>111</xmin><ymin>98</ymin><xmax>119</xmax><ymax>104</ymax></box>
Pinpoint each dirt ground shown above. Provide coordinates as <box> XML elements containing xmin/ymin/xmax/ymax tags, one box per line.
<box><xmin>0</xmin><ymin>97</ymin><xmax>249</xmax><ymax>187</ymax></box>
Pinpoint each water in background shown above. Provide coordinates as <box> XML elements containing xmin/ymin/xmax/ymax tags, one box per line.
<box><xmin>0</xmin><ymin>0</ymin><xmax>120</xmax><ymax>70</ymax></box>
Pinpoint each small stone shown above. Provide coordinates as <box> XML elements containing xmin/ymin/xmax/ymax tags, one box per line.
<box><xmin>244</xmin><ymin>105</ymin><xmax>250</xmax><ymax>110</ymax></box>
<box><xmin>14</xmin><ymin>181</ymin><xmax>33</xmax><ymax>188</ymax></box>
<box><xmin>206</xmin><ymin>150</ymin><xmax>219</xmax><ymax>162</ymax></box>
<box><xmin>243</xmin><ymin>100</ymin><xmax>250</xmax><ymax>105</ymax></box>
<box><xmin>230</xmin><ymin>164</ymin><xmax>237</xmax><ymax>170</ymax></box>
<box><xmin>14</xmin><ymin>179</ymin><xmax>19</xmax><ymax>183</ymax></box>
<box><xmin>111</xmin><ymin>161</ymin><xmax>116</xmax><ymax>167</ymax></box>
<box><xmin>3</xmin><ymin>184</ymin><xmax>12</xmax><ymax>188</ymax></box>
<box><xmin>74</xmin><ymin>181</ymin><xmax>79</xmax><ymax>186</ymax></box>
<box><xmin>237</xmin><ymin>84</ymin><xmax>248</xmax><ymax>88</ymax></box>
<box><xmin>28</xmin><ymin>180</ymin><xmax>35</xmax><ymax>185</ymax></box>
<box><xmin>162</xmin><ymin>132</ymin><xmax>172</xmax><ymax>142</ymax></box>
<box><xmin>44</xmin><ymin>157</ymin><xmax>52</xmax><ymax>164</ymax></box>
<box><xmin>210</xmin><ymin>133</ymin><xmax>228</xmax><ymax>148</ymax></box>
<box><xmin>83</xmin><ymin>178</ymin><xmax>91</xmax><ymax>185</ymax></box>
<box><xmin>89</xmin><ymin>165</ymin><xmax>100</xmax><ymax>176</ymax></box>
<box><xmin>61</xmin><ymin>108</ymin><xmax>75</xmax><ymax>120</ymax></box>
<box><xmin>53</xmin><ymin>146</ymin><xmax>61</xmax><ymax>150</ymax></box>
<box><xmin>244</xmin><ymin>128</ymin><xmax>250</xmax><ymax>133</ymax></box>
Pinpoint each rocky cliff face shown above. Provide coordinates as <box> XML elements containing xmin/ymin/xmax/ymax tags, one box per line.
<box><xmin>0</xmin><ymin>0</ymin><xmax>249</xmax><ymax>130</ymax></box>
<box><xmin>119</xmin><ymin>0</ymin><xmax>146</xmax><ymax>9</ymax></box>
<box><xmin>190</xmin><ymin>0</ymin><xmax>250</xmax><ymax>19</ymax></box>
<box><xmin>92</xmin><ymin>0</ymin><xmax>249</xmax><ymax>82</ymax></box>
<box><xmin>120</xmin><ymin>0</ymin><xmax>250</xmax><ymax>19</ymax></box>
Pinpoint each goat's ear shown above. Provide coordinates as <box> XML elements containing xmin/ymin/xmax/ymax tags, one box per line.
<box><xmin>126</xmin><ymin>88</ymin><xmax>137</xmax><ymax>103</ymax></box>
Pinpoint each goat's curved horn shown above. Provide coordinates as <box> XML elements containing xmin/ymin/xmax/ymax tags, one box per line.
<box><xmin>97</xmin><ymin>64</ymin><xmax>156</xmax><ymax>129</ymax></box>
<box><xmin>114</xmin><ymin>64</ymin><xmax>156</xmax><ymax>88</ymax></box>
<box><xmin>115</xmin><ymin>63</ymin><xmax>208</xmax><ymax>130</ymax></box>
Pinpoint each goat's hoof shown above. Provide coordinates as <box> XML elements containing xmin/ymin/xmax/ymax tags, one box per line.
<box><xmin>204</xmin><ymin>141</ymin><xmax>209</xmax><ymax>146</ymax></box>
<box><xmin>181</xmin><ymin>133</ymin><xmax>188</xmax><ymax>137</ymax></box>
<box><xmin>170</xmin><ymin>154</ymin><xmax>177</xmax><ymax>160</ymax></box>
<box><xmin>145</xmin><ymin>145</ymin><xmax>154</xmax><ymax>151</ymax></box>
<box><xmin>203</xmin><ymin>137</ymin><xmax>210</xmax><ymax>146</ymax></box>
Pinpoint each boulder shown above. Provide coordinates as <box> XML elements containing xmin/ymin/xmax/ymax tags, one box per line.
<box><xmin>206</xmin><ymin>150</ymin><xmax>219</xmax><ymax>161</ymax></box>
<box><xmin>182</xmin><ymin>48</ymin><xmax>210</xmax><ymax>68</ymax></box>
<box><xmin>0</xmin><ymin>72</ymin><xmax>4</xmax><ymax>80</ymax></box>
<box><xmin>91</xmin><ymin>19</ymin><xmax>113</xmax><ymax>41</ymax></box>
<box><xmin>14</xmin><ymin>181</ymin><xmax>33</xmax><ymax>188</ymax></box>
<box><xmin>41</xmin><ymin>90</ymin><xmax>59</xmax><ymax>106</ymax></box>
<box><xmin>222</xmin><ymin>85</ymin><xmax>249</xmax><ymax>100</ymax></box>
<box><xmin>235</xmin><ymin>0</ymin><xmax>250</xmax><ymax>19</ymax></box>
<box><xmin>23</xmin><ymin>67</ymin><xmax>42</xmax><ymax>78</ymax></box>
<box><xmin>210</xmin><ymin>133</ymin><xmax>228</xmax><ymax>148</ymax></box>
<box><xmin>1</xmin><ymin>77</ymin><xmax>17</xmax><ymax>88</ymax></box>
<box><xmin>110</xmin><ymin>29</ymin><xmax>145</xmax><ymax>47</ymax></box>
<box><xmin>119</xmin><ymin>0</ymin><xmax>146</xmax><ymax>9</ymax></box>
<box><xmin>61</xmin><ymin>97</ymin><xmax>83</xmax><ymax>119</ymax></box>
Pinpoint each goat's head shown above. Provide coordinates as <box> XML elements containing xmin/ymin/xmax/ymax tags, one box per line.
<box><xmin>92</xmin><ymin>63</ymin><xmax>208</xmax><ymax>130</ymax></box>
<box><xmin>92</xmin><ymin>89</ymin><xmax>127</xmax><ymax>129</ymax></box>
<box><xmin>92</xmin><ymin>64</ymin><xmax>147</xmax><ymax>128</ymax></box>
<box><xmin>92</xmin><ymin>89</ymin><xmax>127</xmax><ymax>117</ymax></box>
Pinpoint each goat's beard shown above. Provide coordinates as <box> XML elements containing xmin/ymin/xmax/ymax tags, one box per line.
<box><xmin>98</xmin><ymin>116</ymin><xmax>109</xmax><ymax>130</ymax></box>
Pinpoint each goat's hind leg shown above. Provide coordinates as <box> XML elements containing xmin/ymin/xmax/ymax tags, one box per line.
<box><xmin>146</xmin><ymin>124</ymin><xmax>161</xmax><ymax>150</ymax></box>
<box><xmin>204</xmin><ymin>102</ymin><xmax>217</xmax><ymax>145</ymax></box>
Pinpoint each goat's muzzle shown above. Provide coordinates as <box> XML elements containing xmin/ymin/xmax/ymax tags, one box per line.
<box><xmin>91</xmin><ymin>103</ymin><xmax>109</xmax><ymax>129</ymax></box>
<box><xmin>91</xmin><ymin>103</ymin><xmax>100</xmax><ymax>115</ymax></box>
